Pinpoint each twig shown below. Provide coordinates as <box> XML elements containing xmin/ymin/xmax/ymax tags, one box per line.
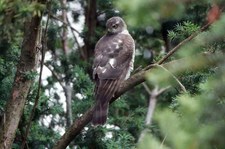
<box><xmin>160</xmin><ymin>134</ymin><xmax>167</xmax><ymax>148</ymax></box>
<box><xmin>66</xmin><ymin>16</ymin><xmax>81</xmax><ymax>49</ymax></box>
<box><xmin>142</xmin><ymin>82</ymin><xmax>151</xmax><ymax>95</ymax></box>
<box><xmin>133</xmin><ymin>65</ymin><xmax>143</xmax><ymax>73</ymax></box>
<box><xmin>20</xmin><ymin>1</ymin><xmax>52</xmax><ymax>149</ymax></box>
<box><xmin>157</xmin><ymin>22</ymin><xmax>211</xmax><ymax>65</ymax></box>
<box><xmin>66</xmin><ymin>16</ymin><xmax>85</xmax><ymax>60</ymax></box>
<box><xmin>44</xmin><ymin>63</ymin><xmax>65</xmax><ymax>90</ymax></box>
<box><xmin>50</xmin><ymin>13</ymin><xmax>85</xmax><ymax>58</ymax></box>
<box><xmin>155</xmin><ymin>64</ymin><xmax>187</xmax><ymax>92</ymax></box>
<box><xmin>50</xmin><ymin>14</ymin><xmax>81</xmax><ymax>36</ymax></box>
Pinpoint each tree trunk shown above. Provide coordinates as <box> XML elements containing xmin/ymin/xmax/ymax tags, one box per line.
<box><xmin>83</xmin><ymin>0</ymin><xmax>97</xmax><ymax>60</ymax></box>
<box><xmin>0</xmin><ymin>6</ymin><xmax>43</xmax><ymax>149</ymax></box>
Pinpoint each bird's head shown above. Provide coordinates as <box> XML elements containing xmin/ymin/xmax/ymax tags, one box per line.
<box><xmin>106</xmin><ymin>17</ymin><xmax>127</xmax><ymax>34</ymax></box>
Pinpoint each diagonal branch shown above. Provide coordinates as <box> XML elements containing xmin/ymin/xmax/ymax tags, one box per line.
<box><xmin>144</xmin><ymin>22</ymin><xmax>212</xmax><ymax>71</ymax></box>
<box><xmin>50</xmin><ymin>13</ymin><xmax>85</xmax><ymax>59</ymax></box>
<box><xmin>44</xmin><ymin>63</ymin><xmax>65</xmax><ymax>90</ymax></box>
<box><xmin>53</xmin><ymin>20</ymin><xmax>213</xmax><ymax>149</ymax></box>
<box><xmin>155</xmin><ymin>64</ymin><xmax>187</xmax><ymax>92</ymax></box>
<box><xmin>66</xmin><ymin>15</ymin><xmax>86</xmax><ymax>61</ymax></box>
<box><xmin>50</xmin><ymin>14</ymin><xmax>82</xmax><ymax>36</ymax></box>
<box><xmin>66</xmin><ymin>16</ymin><xmax>81</xmax><ymax>50</ymax></box>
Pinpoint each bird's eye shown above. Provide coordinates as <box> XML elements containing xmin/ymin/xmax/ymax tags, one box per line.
<box><xmin>112</xmin><ymin>24</ymin><xmax>118</xmax><ymax>28</ymax></box>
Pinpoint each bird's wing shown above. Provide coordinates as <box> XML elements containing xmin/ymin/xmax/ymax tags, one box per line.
<box><xmin>93</xmin><ymin>34</ymin><xmax>135</xmax><ymax>80</ymax></box>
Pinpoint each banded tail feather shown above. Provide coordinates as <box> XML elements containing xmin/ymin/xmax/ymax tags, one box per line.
<box><xmin>92</xmin><ymin>79</ymin><xmax>120</xmax><ymax>125</ymax></box>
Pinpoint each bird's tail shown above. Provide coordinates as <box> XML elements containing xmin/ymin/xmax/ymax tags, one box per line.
<box><xmin>92</xmin><ymin>103</ymin><xmax>108</xmax><ymax>125</ymax></box>
<box><xmin>92</xmin><ymin>78</ymin><xmax>122</xmax><ymax>125</ymax></box>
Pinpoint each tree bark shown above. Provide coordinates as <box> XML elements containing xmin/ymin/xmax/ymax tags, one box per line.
<box><xmin>83</xmin><ymin>0</ymin><xmax>97</xmax><ymax>60</ymax></box>
<box><xmin>0</xmin><ymin>6</ymin><xmax>43</xmax><ymax>149</ymax></box>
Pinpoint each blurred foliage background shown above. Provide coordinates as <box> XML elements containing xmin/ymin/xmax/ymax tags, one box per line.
<box><xmin>0</xmin><ymin>0</ymin><xmax>225</xmax><ymax>148</ymax></box>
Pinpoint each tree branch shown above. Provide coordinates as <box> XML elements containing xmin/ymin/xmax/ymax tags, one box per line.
<box><xmin>138</xmin><ymin>85</ymin><xmax>169</xmax><ymax>144</ymax></box>
<box><xmin>44</xmin><ymin>63</ymin><xmax>66</xmax><ymax>91</ymax></box>
<box><xmin>66</xmin><ymin>16</ymin><xmax>81</xmax><ymax>50</ymax></box>
<box><xmin>144</xmin><ymin>21</ymin><xmax>212</xmax><ymax>71</ymax></box>
<box><xmin>145</xmin><ymin>86</ymin><xmax>169</xmax><ymax>125</ymax></box>
<box><xmin>155</xmin><ymin>65</ymin><xmax>187</xmax><ymax>92</ymax></box>
<box><xmin>50</xmin><ymin>14</ymin><xmax>81</xmax><ymax>36</ymax></box>
<box><xmin>50</xmin><ymin>13</ymin><xmax>85</xmax><ymax>59</ymax></box>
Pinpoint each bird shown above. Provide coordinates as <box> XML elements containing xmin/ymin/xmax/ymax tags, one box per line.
<box><xmin>92</xmin><ymin>16</ymin><xmax>135</xmax><ymax>125</ymax></box>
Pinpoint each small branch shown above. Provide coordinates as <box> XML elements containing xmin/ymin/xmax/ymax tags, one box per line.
<box><xmin>50</xmin><ymin>13</ymin><xmax>85</xmax><ymax>58</ymax></box>
<box><xmin>66</xmin><ymin>16</ymin><xmax>86</xmax><ymax>60</ymax></box>
<box><xmin>155</xmin><ymin>65</ymin><xmax>187</xmax><ymax>93</ymax></box>
<box><xmin>50</xmin><ymin>14</ymin><xmax>81</xmax><ymax>36</ymax></box>
<box><xmin>160</xmin><ymin>134</ymin><xmax>167</xmax><ymax>149</ymax></box>
<box><xmin>157</xmin><ymin>22</ymin><xmax>211</xmax><ymax>65</ymax></box>
<box><xmin>145</xmin><ymin>86</ymin><xmax>169</xmax><ymax>125</ymax></box>
<box><xmin>142</xmin><ymin>82</ymin><xmax>151</xmax><ymax>95</ymax></box>
<box><xmin>144</xmin><ymin>22</ymin><xmax>212</xmax><ymax>71</ymax></box>
<box><xmin>44</xmin><ymin>63</ymin><xmax>65</xmax><ymax>90</ymax></box>
<box><xmin>145</xmin><ymin>87</ymin><xmax>157</xmax><ymax>126</ymax></box>
<box><xmin>66</xmin><ymin>16</ymin><xmax>81</xmax><ymax>50</ymax></box>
